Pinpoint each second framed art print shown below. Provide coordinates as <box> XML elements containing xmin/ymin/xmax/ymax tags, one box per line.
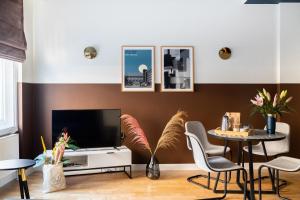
<box><xmin>122</xmin><ymin>46</ymin><xmax>155</xmax><ymax>92</ymax></box>
<box><xmin>161</xmin><ymin>46</ymin><xmax>194</xmax><ymax>92</ymax></box>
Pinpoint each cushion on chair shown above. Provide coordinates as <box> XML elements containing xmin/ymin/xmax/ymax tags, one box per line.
<box><xmin>243</xmin><ymin>144</ymin><xmax>289</xmax><ymax>157</ymax></box>
<box><xmin>206</xmin><ymin>145</ymin><xmax>230</xmax><ymax>156</ymax></box>
<box><xmin>208</xmin><ymin>156</ymin><xmax>242</xmax><ymax>172</ymax></box>
<box><xmin>261</xmin><ymin>156</ymin><xmax>300</xmax><ymax>172</ymax></box>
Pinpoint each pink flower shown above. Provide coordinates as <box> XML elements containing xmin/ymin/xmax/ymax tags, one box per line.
<box><xmin>250</xmin><ymin>95</ymin><xmax>263</xmax><ymax>107</ymax></box>
<box><xmin>250</xmin><ymin>99</ymin><xmax>258</xmax><ymax>105</ymax></box>
<box><xmin>255</xmin><ymin>95</ymin><xmax>264</xmax><ymax>106</ymax></box>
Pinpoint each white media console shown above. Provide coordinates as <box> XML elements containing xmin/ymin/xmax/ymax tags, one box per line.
<box><xmin>62</xmin><ymin>146</ymin><xmax>132</xmax><ymax>178</ymax></box>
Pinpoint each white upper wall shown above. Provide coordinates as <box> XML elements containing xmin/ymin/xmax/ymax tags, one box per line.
<box><xmin>24</xmin><ymin>0</ymin><xmax>280</xmax><ymax>83</ymax></box>
<box><xmin>22</xmin><ymin>0</ymin><xmax>34</xmax><ymax>83</ymax></box>
<box><xmin>279</xmin><ymin>4</ymin><xmax>300</xmax><ymax>83</ymax></box>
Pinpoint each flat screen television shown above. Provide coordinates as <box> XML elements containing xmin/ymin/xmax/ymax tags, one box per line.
<box><xmin>52</xmin><ymin>109</ymin><xmax>121</xmax><ymax>149</ymax></box>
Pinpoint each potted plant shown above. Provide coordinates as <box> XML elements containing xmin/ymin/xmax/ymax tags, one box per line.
<box><xmin>250</xmin><ymin>88</ymin><xmax>293</xmax><ymax>134</ymax></box>
<box><xmin>121</xmin><ymin>111</ymin><xmax>188</xmax><ymax>179</ymax></box>
<box><xmin>35</xmin><ymin>128</ymin><xmax>79</xmax><ymax>193</ymax></box>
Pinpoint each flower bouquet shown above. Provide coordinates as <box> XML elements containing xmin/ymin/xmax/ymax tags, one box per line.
<box><xmin>35</xmin><ymin>128</ymin><xmax>79</xmax><ymax>193</ymax></box>
<box><xmin>250</xmin><ymin>88</ymin><xmax>292</xmax><ymax>134</ymax></box>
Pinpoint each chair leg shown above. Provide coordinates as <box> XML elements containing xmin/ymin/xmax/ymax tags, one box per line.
<box><xmin>242</xmin><ymin>150</ymin><xmax>245</xmax><ymax>168</ymax></box>
<box><xmin>227</xmin><ymin>171</ymin><xmax>232</xmax><ymax>184</ymax></box>
<box><xmin>198</xmin><ymin>172</ymin><xmax>228</xmax><ymax>200</ymax></box>
<box><xmin>228</xmin><ymin>150</ymin><xmax>232</xmax><ymax>183</ymax></box>
<box><xmin>242</xmin><ymin>169</ymin><xmax>248</xmax><ymax>200</ymax></box>
<box><xmin>258</xmin><ymin>166</ymin><xmax>264</xmax><ymax>200</ymax></box>
<box><xmin>241</xmin><ymin>150</ymin><xmax>246</xmax><ymax>182</ymax></box>
<box><xmin>222</xmin><ymin>172</ymin><xmax>228</xmax><ymax>199</ymax></box>
<box><xmin>192</xmin><ymin>171</ymin><xmax>231</xmax><ymax>200</ymax></box>
<box><xmin>223</xmin><ymin>142</ymin><xmax>232</xmax><ymax>184</ymax></box>
<box><xmin>189</xmin><ymin>171</ymin><xmax>228</xmax><ymax>192</ymax></box>
<box><xmin>187</xmin><ymin>173</ymin><xmax>212</xmax><ymax>189</ymax></box>
<box><xmin>208</xmin><ymin>172</ymin><xmax>211</xmax><ymax>189</ymax></box>
<box><xmin>213</xmin><ymin>172</ymin><xmax>220</xmax><ymax>192</ymax></box>
<box><xmin>276</xmin><ymin>170</ymin><xmax>290</xmax><ymax>200</ymax></box>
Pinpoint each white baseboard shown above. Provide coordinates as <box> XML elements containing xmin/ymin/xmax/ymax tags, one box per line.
<box><xmin>0</xmin><ymin>167</ymin><xmax>35</xmax><ymax>188</ymax></box>
<box><xmin>133</xmin><ymin>163</ymin><xmax>263</xmax><ymax>171</ymax></box>
<box><xmin>132</xmin><ymin>164</ymin><xmax>198</xmax><ymax>171</ymax></box>
<box><xmin>0</xmin><ymin>171</ymin><xmax>17</xmax><ymax>188</ymax></box>
<box><xmin>0</xmin><ymin>162</ymin><xmax>265</xmax><ymax>187</ymax></box>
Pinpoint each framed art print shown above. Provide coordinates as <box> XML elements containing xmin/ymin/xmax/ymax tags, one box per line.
<box><xmin>122</xmin><ymin>46</ymin><xmax>155</xmax><ymax>92</ymax></box>
<box><xmin>161</xmin><ymin>46</ymin><xmax>194</xmax><ymax>92</ymax></box>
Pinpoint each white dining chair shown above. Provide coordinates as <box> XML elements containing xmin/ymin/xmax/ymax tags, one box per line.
<box><xmin>258</xmin><ymin>156</ymin><xmax>300</xmax><ymax>200</ymax></box>
<box><xmin>243</xmin><ymin>122</ymin><xmax>290</xmax><ymax>157</ymax></box>
<box><xmin>185</xmin><ymin>121</ymin><xmax>231</xmax><ymax>190</ymax></box>
<box><xmin>242</xmin><ymin>122</ymin><xmax>290</xmax><ymax>189</ymax></box>
<box><xmin>185</xmin><ymin>131</ymin><xmax>247</xmax><ymax>200</ymax></box>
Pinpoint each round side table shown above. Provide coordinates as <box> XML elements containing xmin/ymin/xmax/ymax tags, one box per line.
<box><xmin>0</xmin><ymin>159</ymin><xmax>36</xmax><ymax>199</ymax></box>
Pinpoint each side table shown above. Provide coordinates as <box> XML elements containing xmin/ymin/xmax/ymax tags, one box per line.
<box><xmin>0</xmin><ymin>159</ymin><xmax>36</xmax><ymax>199</ymax></box>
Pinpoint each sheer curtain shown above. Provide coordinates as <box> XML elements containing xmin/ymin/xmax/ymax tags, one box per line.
<box><xmin>0</xmin><ymin>58</ymin><xmax>19</xmax><ymax>136</ymax></box>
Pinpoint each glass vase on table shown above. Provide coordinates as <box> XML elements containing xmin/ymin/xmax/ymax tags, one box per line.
<box><xmin>266</xmin><ymin>114</ymin><xmax>276</xmax><ymax>134</ymax></box>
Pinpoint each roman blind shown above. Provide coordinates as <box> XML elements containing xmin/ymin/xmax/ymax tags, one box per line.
<box><xmin>0</xmin><ymin>0</ymin><xmax>27</xmax><ymax>62</ymax></box>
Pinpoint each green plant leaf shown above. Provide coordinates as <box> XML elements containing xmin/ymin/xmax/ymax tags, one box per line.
<box><xmin>68</xmin><ymin>143</ymin><xmax>80</xmax><ymax>151</ymax></box>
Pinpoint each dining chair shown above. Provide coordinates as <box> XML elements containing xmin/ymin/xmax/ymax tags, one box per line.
<box><xmin>243</xmin><ymin>122</ymin><xmax>290</xmax><ymax>157</ymax></box>
<box><xmin>258</xmin><ymin>156</ymin><xmax>300</xmax><ymax>200</ymax></box>
<box><xmin>185</xmin><ymin>121</ymin><xmax>231</xmax><ymax>190</ymax></box>
<box><xmin>185</xmin><ymin>131</ymin><xmax>248</xmax><ymax>200</ymax></box>
<box><xmin>242</xmin><ymin>122</ymin><xmax>290</xmax><ymax>188</ymax></box>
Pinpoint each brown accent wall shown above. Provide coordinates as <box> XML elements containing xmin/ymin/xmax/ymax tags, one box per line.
<box><xmin>19</xmin><ymin>83</ymin><xmax>300</xmax><ymax>164</ymax></box>
<box><xmin>18</xmin><ymin>83</ymin><xmax>34</xmax><ymax>158</ymax></box>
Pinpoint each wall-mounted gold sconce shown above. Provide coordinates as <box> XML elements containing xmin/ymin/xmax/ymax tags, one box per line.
<box><xmin>219</xmin><ymin>47</ymin><xmax>231</xmax><ymax>60</ymax></box>
<box><xmin>84</xmin><ymin>47</ymin><xmax>97</xmax><ymax>59</ymax></box>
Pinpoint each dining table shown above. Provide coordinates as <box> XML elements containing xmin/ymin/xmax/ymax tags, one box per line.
<box><xmin>208</xmin><ymin>129</ymin><xmax>286</xmax><ymax>200</ymax></box>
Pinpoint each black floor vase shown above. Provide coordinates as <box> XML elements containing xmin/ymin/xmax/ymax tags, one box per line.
<box><xmin>146</xmin><ymin>155</ymin><xmax>160</xmax><ymax>180</ymax></box>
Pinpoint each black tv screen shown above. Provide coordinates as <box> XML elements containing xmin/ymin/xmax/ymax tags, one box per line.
<box><xmin>52</xmin><ymin>109</ymin><xmax>121</xmax><ymax>149</ymax></box>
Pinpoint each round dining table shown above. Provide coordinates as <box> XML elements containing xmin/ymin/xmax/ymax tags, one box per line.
<box><xmin>208</xmin><ymin>129</ymin><xmax>286</xmax><ymax>200</ymax></box>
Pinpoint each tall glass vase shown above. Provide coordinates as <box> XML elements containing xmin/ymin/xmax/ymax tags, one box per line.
<box><xmin>146</xmin><ymin>155</ymin><xmax>160</xmax><ymax>180</ymax></box>
<box><xmin>266</xmin><ymin>114</ymin><xmax>276</xmax><ymax>134</ymax></box>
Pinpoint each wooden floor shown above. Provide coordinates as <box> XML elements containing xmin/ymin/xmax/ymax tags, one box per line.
<box><xmin>0</xmin><ymin>170</ymin><xmax>299</xmax><ymax>200</ymax></box>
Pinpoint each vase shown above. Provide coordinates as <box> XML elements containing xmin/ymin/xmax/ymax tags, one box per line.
<box><xmin>146</xmin><ymin>155</ymin><xmax>160</xmax><ymax>180</ymax></box>
<box><xmin>266</xmin><ymin>114</ymin><xmax>276</xmax><ymax>134</ymax></box>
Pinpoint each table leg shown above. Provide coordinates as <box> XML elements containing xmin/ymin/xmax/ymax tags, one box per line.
<box><xmin>236</xmin><ymin>141</ymin><xmax>242</xmax><ymax>183</ymax></box>
<box><xmin>262</xmin><ymin>141</ymin><xmax>276</xmax><ymax>192</ymax></box>
<box><xmin>247</xmin><ymin>141</ymin><xmax>255</xmax><ymax>200</ymax></box>
<box><xmin>18</xmin><ymin>169</ymin><xmax>24</xmax><ymax>199</ymax></box>
<box><xmin>21</xmin><ymin>168</ymin><xmax>30</xmax><ymax>199</ymax></box>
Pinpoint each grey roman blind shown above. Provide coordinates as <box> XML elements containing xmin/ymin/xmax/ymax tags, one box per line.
<box><xmin>0</xmin><ymin>0</ymin><xmax>27</xmax><ymax>62</ymax></box>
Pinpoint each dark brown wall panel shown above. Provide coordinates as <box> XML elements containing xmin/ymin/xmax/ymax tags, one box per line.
<box><xmin>18</xmin><ymin>83</ymin><xmax>34</xmax><ymax>158</ymax></box>
<box><xmin>279</xmin><ymin>84</ymin><xmax>300</xmax><ymax>159</ymax></box>
<box><xmin>20</xmin><ymin>83</ymin><xmax>297</xmax><ymax>164</ymax></box>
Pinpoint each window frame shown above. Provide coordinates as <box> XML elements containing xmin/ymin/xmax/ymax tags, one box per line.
<box><xmin>0</xmin><ymin>58</ymin><xmax>19</xmax><ymax>136</ymax></box>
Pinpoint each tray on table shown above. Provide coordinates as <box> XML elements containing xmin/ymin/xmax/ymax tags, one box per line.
<box><xmin>214</xmin><ymin>127</ymin><xmax>252</xmax><ymax>137</ymax></box>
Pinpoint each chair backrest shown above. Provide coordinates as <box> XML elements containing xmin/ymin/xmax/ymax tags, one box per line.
<box><xmin>185</xmin><ymin>131</ymin><xmax>211</xmax><ymax>172</ymax></box>
<box><xmin>185</xmin><ymin>121</ymin><xmax>210</xmax><ymax>151</ymax></box>
<box><xmin>264</xmin><ymin>122</ymin><xmax>290</xmax><ymax>154</ymax></box>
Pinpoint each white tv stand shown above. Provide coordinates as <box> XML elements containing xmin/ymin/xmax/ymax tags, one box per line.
<box><xmin>63</xmin><ymin>146</ymin><xmax>132</xmax><ymax>178</ymax></box>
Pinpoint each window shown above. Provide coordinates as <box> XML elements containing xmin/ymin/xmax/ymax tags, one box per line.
<box><xmin>0</xmin><ymin>58</ymin><xmax>19</xmax><ymax>136</ymax></box>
